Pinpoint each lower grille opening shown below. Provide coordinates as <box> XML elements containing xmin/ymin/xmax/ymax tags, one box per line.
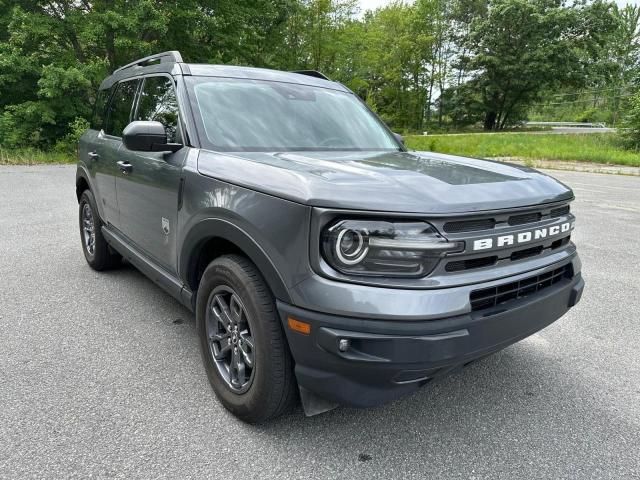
<box><xmin>551</xmin><ymin>236</ymin><xmax>571</xmax><ymax>250</ymax></box>
<box><xmin>446</xmin><ymin>256</ymin><xmax>498</xmax><ymax>272</ymax></box>
<box><xmin>510</xmin><ymin>245</ymin><xmax>544</xmax><ymax>261</ymax></box>
<box><xmin>470</xmin><ymin>265</ymin><xmax>572</xmax><ymax>312</ymax></box>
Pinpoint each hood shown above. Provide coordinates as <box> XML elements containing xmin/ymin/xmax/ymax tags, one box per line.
<box><xmin>196</xmin><ymin>150</ymin><xmax>573</xmax><ymax>214</ymax></box>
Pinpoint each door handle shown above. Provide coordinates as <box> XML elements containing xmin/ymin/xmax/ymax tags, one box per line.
<box><xmin>116</xmin><ymin>161</ymin><xmax>133</xmax><ymax>174</ymax></box>
<box><xmin>88</xmin><ymin>151</ymin><xmax>99</xmax><ymax>161</ymax></box>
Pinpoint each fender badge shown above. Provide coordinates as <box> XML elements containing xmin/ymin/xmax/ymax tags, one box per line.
<box><xmin>162</xmin><ymin>217</ymin><xmax>170</xmax><ymax>235</ymax></box>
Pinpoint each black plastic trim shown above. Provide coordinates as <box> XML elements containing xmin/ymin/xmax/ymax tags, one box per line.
<box><xmin>102</xmin><ymin>226</ymin><xmax>194</xmax><ymax>311</ymax></box>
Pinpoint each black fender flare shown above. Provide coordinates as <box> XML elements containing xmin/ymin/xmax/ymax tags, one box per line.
<box><xmin>75</xmin><ymin>166</ymin><xmax>106</xmax><ymax>221</ymax></box>
<box><xmin>179</xmin><ymin>218</ymin><xmax>292</xmax><ymax>304</ymax></box>
<box><xmin>75</xmin><ymin>166</ymin><xmax>91</xmax><ymax>199</ymax></box>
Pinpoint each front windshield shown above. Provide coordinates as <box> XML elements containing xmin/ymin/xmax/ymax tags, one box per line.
<box><xmin>187</xmin><ymin>77</ymin><xmax>400</xmax><ymax>152</ymax></box>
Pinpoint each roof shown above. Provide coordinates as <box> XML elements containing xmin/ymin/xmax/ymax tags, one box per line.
<box><xmin>184</xmin><ymin>64</ymin><xmax>346</xmax><ymax>91</ymax></box>
<box><xmin>99</xmin><ymin>51</ymin><xmax>345</xmax><ymax>92</ymax></box>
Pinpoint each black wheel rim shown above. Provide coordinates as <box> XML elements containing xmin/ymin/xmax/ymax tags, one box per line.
<box><xmin>206</xmin><ymin>286</ymin><xmax>256</xmax><ymax>393</ymax></box>
<box><xmin>81</xmin><ymin>203</ymin><xmax>96</xmax><ymax>256</ymax></box>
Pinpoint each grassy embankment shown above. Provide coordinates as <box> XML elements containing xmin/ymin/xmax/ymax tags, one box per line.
<box><xmin>405</xmin><ymin>133</ymin><xmax>640</xmax><ymax>167</ymax></box>
<box><xmin>0</xmin><ymin>148</ymin><xmax>74</xmax><ymax>165</ymax></box>
<box><xmin>1</xmin><ymin>132</ymin><xmax>638</xmax><ymax>166</ymax></box>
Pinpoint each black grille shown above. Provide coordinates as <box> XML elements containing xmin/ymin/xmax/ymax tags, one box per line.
<box><xmin>446</xmin><ymin>256</ymin><xmax>497</xmax><ymax>272</ymax></box>
<box><xmin>510</xmin><ymin>245</ymin><xmax>544</xmax><ymax>261</ymax></box>
<box><xmin>551</xmin><ymin>236</ymin><xmax>571</xmax><ymax>250</ymax></box>
<box><xmin>470</xmin><ymin>265</ymin><xmax>571</xmax><ymax>311</ymax></box>
<box><xmin>443</xmin><ymin>218</ymin><xmax>495</xmax><ymax>233</ymax></box>
<box><xmin>550</xmin><ymin>205</ymin><xmax>570</xmax><ymax>217</ymax></box>
<box><xmin>508</xmin><ymin>212</ymin><xmax>542</xmax><ymax>226</ymax></box>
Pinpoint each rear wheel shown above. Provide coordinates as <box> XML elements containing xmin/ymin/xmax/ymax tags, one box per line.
<box><xmin>78</xmin><ymin>190</ymin><xmax>120</xmax><ymax>270</ymax></box>
<box><xmin>197</xmin><ymin>254</ymin><xmax>297</xmax><ymax>423</ymax></box>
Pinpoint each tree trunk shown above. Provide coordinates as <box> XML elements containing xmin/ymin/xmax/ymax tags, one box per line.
<box><xmin>426</xmin><ymin>73</ymin><xmax>434</xmax><ymax>122</ymax></box>
<box><xmin>457</xmin><ymin>47</ymin><xmax>466</xmax><ymax>87</ymax></box>
<box><xmin>105</xmin><ymin>0</ymin><xmax>116</xmax><ymax>72</ymax></box>
<box><xmin>484</xmin><ymin>111</ymin><xmax>497</xmax><ymax>130</ymax></box>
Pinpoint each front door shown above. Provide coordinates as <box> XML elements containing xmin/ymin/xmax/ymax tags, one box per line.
<box><xmin>115</xmin><ymin>75</ymin><xmax>186</xmax><ymax>274</ymax></box>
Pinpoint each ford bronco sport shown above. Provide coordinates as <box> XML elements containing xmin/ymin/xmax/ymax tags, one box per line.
<box><xmin>76</xmin><ymin>51</ymin><xmax>585</xmax><ymax>423</ymax></box>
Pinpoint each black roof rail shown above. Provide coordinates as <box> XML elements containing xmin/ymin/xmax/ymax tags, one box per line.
<box><xmin>114</xmin><ymin>51</ymin><xmax>183</xmax><ymax>74</ymax></box>
<box><xmin>291</xmin><ymin>70</ymin><xmax>331</xmax><ymax>81</ymax></box>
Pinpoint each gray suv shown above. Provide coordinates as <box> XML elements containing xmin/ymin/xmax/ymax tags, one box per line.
<box><xmin>77</xmin><ymin>51</ymin><xmax>585</xmax><ymax>423</ymax></box>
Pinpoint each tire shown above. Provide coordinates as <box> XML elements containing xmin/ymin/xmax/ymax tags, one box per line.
<box><xmin>196</xmin><ymin>254</ymin><xmax>297</xmax><ymax>423</ymax></box>
<box><xmin>78</xmin><ymin>189</ymin><xmax>120</xmax><ymax>271</ymax></box>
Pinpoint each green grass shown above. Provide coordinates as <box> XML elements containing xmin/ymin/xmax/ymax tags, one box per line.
<box><xmin>405</xmin><ymin>133</ymin><xmax>640</xmax><ymax>167</ymax></box>
<box><xmin>0</xmin><ymin>148</ymin><xmax>74</xmax><ymax>165</ymax></box>
<box><xmin>2</xmin><ymin>133</ymin><xmax>639</xmax><ymax>167</ymax></box>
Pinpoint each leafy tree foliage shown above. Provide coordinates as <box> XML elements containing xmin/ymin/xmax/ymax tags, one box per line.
<box><xmin>0</xmin><ymin>0</ymin><xmax>633</xmax><ymax>148</ymax></box>
<box><xmin>0</xmin><ymin>0</ymin><xmax>294</xmax><ymax>148</ymax></box>
<box><xmin>459</xmin><ymin>0</ymin><xmax>619</xmax><ymax>130</ymax></box>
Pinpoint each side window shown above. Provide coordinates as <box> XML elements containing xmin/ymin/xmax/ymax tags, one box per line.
<box><xmin>91</xmin><ymin>88</ymin><xmax>110</xmax><ymax>130</ymax></box>
<box><xmin>104</xmin><ymin>79</ymin><xmax>139</xmax><ymax>137</ymax></box>
<box><xmin>135</xmin><ymin>76</ymin><xmax>181</xmax><ymax>143</ymax></box>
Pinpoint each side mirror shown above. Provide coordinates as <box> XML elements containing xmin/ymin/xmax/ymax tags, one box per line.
<box><xmin>122</xmin><ymin>121</ymin><xmax>182</xmax><ymax>153</ymax></box>
<box><xmin>393</xmin><ymin>132</ymin><xmax>405</xmax><ymax>146</ymax></box>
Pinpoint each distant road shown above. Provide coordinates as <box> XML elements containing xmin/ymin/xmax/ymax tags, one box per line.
<box><xmin>545</xmin><ymin>127</ymin><xmax>616</xmax><ymax>134</ymax></box>
<box><xmin>420</xmin><ymin>127</ymin><xmax>617</xmax><ymax>136</ymax></box>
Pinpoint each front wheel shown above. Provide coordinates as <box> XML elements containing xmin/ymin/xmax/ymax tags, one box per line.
<box><xmin>196</xmin><ymin>255</ymin><xmax>297</xmax><ymax>423</ymax></box>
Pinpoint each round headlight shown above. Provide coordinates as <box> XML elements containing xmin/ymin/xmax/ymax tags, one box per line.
<box><xmin>335</xmin><ymin>228</ymin><xmax>369</xmax><ymax>265</ymax></box>
<box><xmin>321</xmin><ymin>219</ymin><xmax>463</xmax><ymax>278</ymax></box>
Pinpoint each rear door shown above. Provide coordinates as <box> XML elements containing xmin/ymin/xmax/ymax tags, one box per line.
<box><xmin>79</xmin><ymin>87</ymin><xmax>121</xmax><ymax>224</ymax></box>
<box><xmin>98</xmin><ymin>78</ymin><xmax>141</xmax><ymax>228</ymax></box>
<box><xmin>115</xmin><ymin>75</ymin><xmax>187</xmax><ymax>274</ymax></box>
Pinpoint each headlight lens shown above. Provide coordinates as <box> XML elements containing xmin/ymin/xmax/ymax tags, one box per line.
<box><xmin>321</xmin><ymin>219</ymin><xmax>462</xmax><ymax>277</ymax></box>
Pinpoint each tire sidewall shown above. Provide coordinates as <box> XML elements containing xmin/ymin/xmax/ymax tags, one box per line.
<box><xmin>196</xmin><ymin>257</ymin><xmax>287</xmax><ymax>420</ymax></box>
<box><xmin>78</xmin><ymin>189</ymin><xmax>118</xmax><ymax>270</ymax></box>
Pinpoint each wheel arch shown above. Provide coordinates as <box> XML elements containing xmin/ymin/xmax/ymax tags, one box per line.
<box><xmin>75</xmin><ymin>171</ymin><xmax>90</xmax><ymax>201</ymax></box>
<box><xmin>180</xmin><ymin>218</ymin><xmax>292</xmax><ymax>304</ymax></box>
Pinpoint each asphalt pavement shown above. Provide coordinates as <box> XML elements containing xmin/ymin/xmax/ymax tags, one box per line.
<box><xmin>0</xmin><ymin>165</ymin><xmax>638</xmax><ymax>479</ymax></box>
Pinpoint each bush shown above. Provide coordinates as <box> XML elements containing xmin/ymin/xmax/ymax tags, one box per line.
<box><xmin>54</xmin><ymin>117</ymin><xmax>90</xmax><ymax>154</ymax></box>
<box><xmin>575</xmin><ymin>108</ymin><xmax>598</xmax><ymax>123</ymax></box>
<box><xmin>621</xmin><ymin>91</ymin><xmax>640</xmax><ymax>150</ymax></box>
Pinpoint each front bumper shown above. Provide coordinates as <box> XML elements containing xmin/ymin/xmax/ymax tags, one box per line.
<box><xmin>278</xmin><ymin>261</ymin><xmax>584</xmax><ymax>408</ymax></box>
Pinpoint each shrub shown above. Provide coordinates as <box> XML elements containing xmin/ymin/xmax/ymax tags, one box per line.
<box><xmin>54</xmin><ymin>117</ymin><xmax>90</xmax><ymax>155</ymax></box>
<box><xmin>621</xmin><ymin>91</ymin><xmax>640</xmax><ymax>150</ymax></box>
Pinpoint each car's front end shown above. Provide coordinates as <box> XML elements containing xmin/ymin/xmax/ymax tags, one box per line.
<box><xmin>277</xmin><ymin>200</ymin><xmax>583</xmax><ymax>411</ymax></box>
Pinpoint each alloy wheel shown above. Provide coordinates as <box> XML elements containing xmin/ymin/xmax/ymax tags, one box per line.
<box><xmin>206</xmin><ymin>286</ymin><xmax>256</xmax><ymax>393</ymax></box>
<box><xmin>82</xmin><ymin>203</ymin><xmax>96</xmax><ymax>256</ymax></box>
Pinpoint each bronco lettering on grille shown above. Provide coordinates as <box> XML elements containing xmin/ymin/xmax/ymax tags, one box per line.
<box><xmin>472</xmin><ymin>222</ymin><xmax>574</xmax><ymax>251</ymax></box>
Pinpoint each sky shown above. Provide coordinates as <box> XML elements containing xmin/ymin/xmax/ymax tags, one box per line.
<box><xmin>357</xmin><ymin>0</ymin><xmax>640</xmax><ymax>13</ymax></box>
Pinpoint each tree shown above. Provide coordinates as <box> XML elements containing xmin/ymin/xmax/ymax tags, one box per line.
<box><xmin>0</xmin><ymin>0</ymin><xmax>294</xmax><ymax>149</ymax></box>
<box><xmin>0</xmin><ymin>0</ymin><xmax>633</xmax><ymax>148</ymax></box>
<box><xmin>621</xmin><ymin>89</ymin><xmax>640</xmax><ymax>149</ymax></box>
<box><xmin>463</xmin><ymin>0</ymin><xmax>618</xmax><ymax>130</ymax></box>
